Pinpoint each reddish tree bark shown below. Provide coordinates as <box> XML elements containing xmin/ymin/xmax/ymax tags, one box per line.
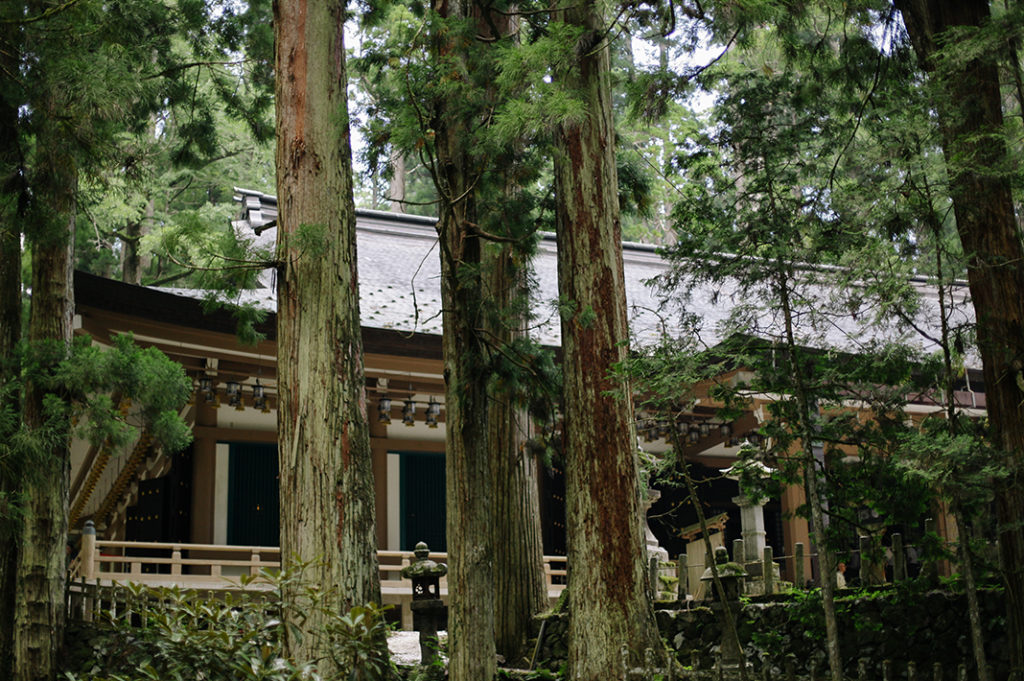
<box><xmin>274</xmin><ymin>0</ymin><xmax>380</xmax><ymax>670</ymax></box>
<box><xmin>896</xmin><ymin>1</ymin><xmax>1024</xmax><ymax>675</ymax></box>
<box><xmin>552</xmin><ymin>2</ymin><xmax>663</xmax><ymax>677</ymax></box>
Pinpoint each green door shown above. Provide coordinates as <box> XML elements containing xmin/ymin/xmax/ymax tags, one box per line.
<box><xmin>227</xmin><ymin>443</ymin><xmax>279</xmax><ymax>546</ymax></box>
<box><xmin>400</xmin><ymin>452</ymin><xmax>446</xmax><ymax>551</ymax></box>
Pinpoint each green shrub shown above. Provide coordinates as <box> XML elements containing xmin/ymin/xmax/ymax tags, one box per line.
<box><xmin>63</xmin><ymin>568</ymin><xmax>398</xmax><ymax>681</ymax></box>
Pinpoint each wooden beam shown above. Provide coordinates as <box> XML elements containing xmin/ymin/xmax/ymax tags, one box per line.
<box><xmin>193</xmin><ymin>426</ymin><xmax>277</xmax><ymax>444</ymax></box>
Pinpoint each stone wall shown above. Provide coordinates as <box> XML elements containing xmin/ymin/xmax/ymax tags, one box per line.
<box><xmin>533</xmin><ymin>587</ymin><xmax>1009</xmax><ymax>679</ymax></box>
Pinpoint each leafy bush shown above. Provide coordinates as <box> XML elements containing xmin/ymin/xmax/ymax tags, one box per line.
<box><xmin>63</xmin><ymin>568</ymin><xmax>398</xmax><ymax>681</ymax></box>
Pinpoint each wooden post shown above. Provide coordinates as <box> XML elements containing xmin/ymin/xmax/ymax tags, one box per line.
<box><xmin>85</xmin><ymin>579</ymin><xmax>97</xmax><ymax>623</ymax></box>
<box><xmin>859</xmin><ymin>536</ymin><xmax>873</xmax><ymax>586</ymax></box>
<box><xmin>933</xmin><ymin>661</ymin><xmax>942</xmax><ymax>681</ymax></box>
<box><xmin>794</xmin><ymin>543</ymin><xmax>805</xmax><ymax>587</ymax></box>
<box><xmin>883</xmin><ymin>659</ymin><xmax>893</xmax><ymax>681</ymax></box>
<box><xmin>172</xmin><ymin>546</ymin><xmax>182</xmax><ymax>576</ymax></box>
<box><xmin>762</xmin><ymin>546</ymin><xmax>774</xmax><ymax>595</ymax></box>
<box><xmin>677</xmin><ymin>554</ymin><xmax>688</xmax><ymax>601</ymax></box>
<box><xmin>81</xmin><ymin>520</ymin><xmax>97</xmax><ymax>580</ymax></box>
<box><xmin>250</xmin><ymin>549</ymin><xmax>260</xmax><ymax>576</ymax></box>
<box><xmin>892</xmin><ymin>533</ymin><xmax>906</xmax><ymax>582</ymax></box>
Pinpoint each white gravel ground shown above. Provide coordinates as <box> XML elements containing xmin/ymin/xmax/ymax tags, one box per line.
<box><xmin>387</xmin><ymin>631</ymin><xmax>448</xmax><ymax>667</ymax></box>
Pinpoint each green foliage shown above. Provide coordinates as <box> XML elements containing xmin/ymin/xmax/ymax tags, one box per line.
<box><xmin>0</xmin><ymin>334</ymin><xmax>192</xmax><ymax>517</ymax></box>
<box><xmin>63</xmin><ymin>568</ymin><xmax>398</xmax><ymax>681</ymax></box>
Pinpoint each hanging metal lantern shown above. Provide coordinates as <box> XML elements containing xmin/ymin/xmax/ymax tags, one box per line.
<box><xmin>199</xmin><ymin>377</ymin><xmax>217</xmax><ymax>404</ymax></box>
<box><xmin>253</xmin><ymin>382</ymin><xmax>267</xmax><ymax>411</ymax></box>
<box><xmin>226</xmin><ymin>381</ymin><xmax>242</xmax><ymax>409</ymax></box>
<box><xmin>425</xmin><ymin>398</ymin><xmax>440</xmax><ymax>428</ymax></box>
<box><xmin>378</xmin><ymin>395</ymin><xmax>392</xmax><ymax>424</ymax></box>
<box><xmin>403</xmin><ymin>398</ymin><xmax>416</xmax><ymax>426</ymax></box>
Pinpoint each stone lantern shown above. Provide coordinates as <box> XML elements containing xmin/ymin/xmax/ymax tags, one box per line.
<box><xmin>700</xmin><ymin>545</ymin><xmax>747</xmax><ymax>669</ymax></box>
<box><xmin>401</xmin><ymin>542</ymin><xmax>448</xmax><ymax>674</ymax></box>
<box><xmin>700</xmin><ymin>545</ymin><xmax>747</xmax><ymax>602</ymax></box>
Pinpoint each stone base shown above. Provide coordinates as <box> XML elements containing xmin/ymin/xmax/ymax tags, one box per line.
<box><xmin>744</xmin><ymin>578</ymin><xmax>793</xmax><ymax>596</ymax></box>
<box><xmin>741</xmin><ymin>560</ymin><xmax>780</xmax><ymax>580</ymax></box>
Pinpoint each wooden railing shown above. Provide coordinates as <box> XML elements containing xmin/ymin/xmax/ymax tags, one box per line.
<box><xmin>69</xmin><ymin>524</ymin><xmax>566</xmax><ymax>629</ymax></box>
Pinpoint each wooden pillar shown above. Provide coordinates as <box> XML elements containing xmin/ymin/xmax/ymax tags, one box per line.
<box><xmin>933</xmin><ymin>501</ymin><xmax>957</xmax><ymax>577</ymax></box>
<box><xmin>370</xmin><ymin>415</ymin><xmax>389</xmax><ymax>551</ymax></box>
<box><xmin>189</xmin><ymin>401</ymin><xmax>218</xmax><ymax>544</ymax></box>
<box><xmin>81</xmin><ymin>520</ymin><xmax>96</xmax><ymax>580</ymax></box>
<box><xmin>781</xmin><ymin>482</ymin><xmax>812</xmax><ymax>583</ymax></box>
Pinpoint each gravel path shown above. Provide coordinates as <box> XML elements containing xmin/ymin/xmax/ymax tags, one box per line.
<box><xmin>387</xmin><ymin>631</ymin><xmax>447</xmax><ymax>667</ymax></box>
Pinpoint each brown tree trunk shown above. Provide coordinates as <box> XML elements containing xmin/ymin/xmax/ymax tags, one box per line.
<box><xmin>438</xmin><ymin>204</ymin><xmax>495</xmax><ymax>680</ymax></box>
<box><xmin>121</xmin><ymin>221</ymin><xmax>142</xmax><ymax>285</ymax></box>
<box><xmin>954</xmin><ymin>504</ymin><xmax>991</xmax><ymax>681</ymax></box>
<box><xmin>486</xmin><ymin>243</ymin><xmax>547</xmax><ymax>667</ymax></box>
<box><xmin>777</xmin><ymin>275</ymin><xmax>843</xmax><ymax>681</ymax></box>
<box><xmin>273</xmin><ymin>0</ymin><xmax>380</xmax><ymax>671</ymax></box>
<box><xmin>0</xmin><ymin>14</ymin><xmax>22</xmax><ymax>675</ymax></box>
<box><xmin>13</xmin><ymin>114</ymin><xmax>76</xmax><ymax>681</ymax></box>
<box><xmin>552</xmin><ymin>2</ymin><xmax>663</xmax><ymax>677</ymax></box>
<box><xmin>432</xmin><ymin>10</ymin><xmax>497</xmax><ymax>671</ymax></box>
<box><xmin>0</xmin><ymin>242</ymin><xmax>19</xmax><ymax>681</ymax></box>
<box><xmin>121</xmin><ymin>198</ymin><xmax>153</xmax><ymax>285</ymax></box>
<box><xmin>388</xmin><ymin>151</ymin><xmax>405</xmax><ymax>213</ymax></box>
<box><xmin>895</xmin><ymin>2</ymin><xmax>1024</xmax><ymax>675</ymax></box>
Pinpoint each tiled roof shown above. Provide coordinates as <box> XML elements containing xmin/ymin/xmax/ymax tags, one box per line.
<box><xmin>163</xmin><ymin>187</ymin><xmax>973</xmax><ymax>360</ymax></box>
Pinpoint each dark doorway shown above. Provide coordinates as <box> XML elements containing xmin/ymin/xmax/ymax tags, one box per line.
<box><xmin>400</xmin><ymin>451</ymin><xmax>446</xmax><ymax>551</ymax></box>
<box><xmin>125</xmin><ymin>445</ymin><xmax>193</xmax><ymax>572</ymax></box>
<box><xmin>227</xmin><ymin>442</ymin><xmax>279</xmax><ymax>547</ymax></box>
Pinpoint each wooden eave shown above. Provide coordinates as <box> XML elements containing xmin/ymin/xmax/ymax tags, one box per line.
<box><xmin>74</xmin><ymin>271</ymin><xmax>445</xmax><ymax>383</ymax></box>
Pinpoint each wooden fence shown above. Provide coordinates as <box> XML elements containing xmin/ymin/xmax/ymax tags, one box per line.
<box><xmin>68</xmin><ymin>524</ymin><xmax>566</xmax><ymax>629</ymax></box>
<box><xmin>662</xmin><ymin>531</ymin><xmax>934</xmax><ymax>601</ymax></box>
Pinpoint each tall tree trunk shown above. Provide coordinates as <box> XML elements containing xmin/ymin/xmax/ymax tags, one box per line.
<box><xmin>433</xmin><ymin>10</ymin><xmax>497</xmax><ymax>671</ymax></box>
<box><xmin>14</xmin><ymin>115</ymin><xmax>76</xmax><ymax>681</ymax></box>
<box><xmin>552</xmin><ymin>2</ymin><xmax>663</xmax><ymax>677</ymax></box>
<box><xmin>388</xmin><ymin>151</ymin><xmax>405</xmax><ymax>213</ymax></box>
<box><xmin>121</xmin><ymin>221</ymin><xmax>142</xmax><ymax>285</ymax></box>
<box><xmin>438</xmin><ymin>203</ymin><xmax>495</xmax><ymax>680</ymax></box>
<box><xmin>933</xmin><ymin>218</ymin><xmax>991</xmax><ymax>681</ymax></box>
<box><xmin>273</xmin><ymin>0</ymin><xmax>381</xmax><ymax>671</ymax></box>
<box><xmin>777</xmin><ymin>275</ymin><xmax>843</xmax><ymax>681</ymax></box>
<box><xmin>0</xmin><ymin>13</ymin><xmax>23</xmax><ymax>675</ymax></box>
<box><xmin>954</xmin><ymin>504</ymin><xmax>991</xmax><ymax>681</ymax></box>
<box><xmin>121</xmin><ymin>198</ymin><xmax>153</xmax><ymax>285</ymax></box>
<box><xmin>486</xmin><ymin>242</ymin><xmax>546</xmax><ymax>666</ymax></box>
<box><xmin>895</xmin><ymin>2</ymin><xmax>1024</xmax><ymax>675</ymax></box>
